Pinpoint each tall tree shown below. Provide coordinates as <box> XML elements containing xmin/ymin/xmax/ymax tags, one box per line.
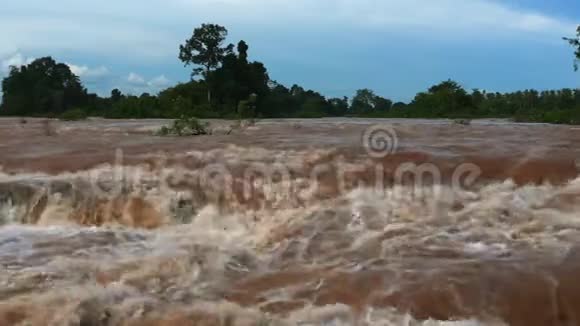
<box><xmin>328</xmin><ymin>97</ymin><xmax>349</xmax><ymax>116</ymax></box>
<box><xmin>179</xmin><ymin>23</ymin><xmax>234</xmax><ymax>103</ymax></box>
<box><xmin>411</xmin><ymin>80</ymin><xmax>472</xmax><ymax>117</ymax></box>
<box><xmin>351</xmin><ymin>89</ymin><xmax>377</xmax><ymax>114</ymax></box>
<box><xmin>1</xmin><ymin>57</ymin><xmax>87</xmax><ymax>115</ymax></box>
<box><xmin>212</xmin><ymin>40</ymin><xmax>270</xmax><ymax>114</ymax></box>
<box><xmin>564</xmin><ymin>25</ymin><xmax>580</xmax><ymax>71</ymax></box>
<box><xmin>350</xmin><ymin>89</ymin><xmax>392</xmax><ymax>114</ymax></box>
<box><xmin>237</xmin><ymin>40</ymin><xmax>249</xmax><ymax>63</ymax></box>
<box><xmin>110</xmin><ymin>88</ymin><xmax>123</xmax><ymax>102</ymax></box>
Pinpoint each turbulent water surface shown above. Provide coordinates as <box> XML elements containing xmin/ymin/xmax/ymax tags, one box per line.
<box><xmin>1</xmin><ymin>118</ymin><xmax>580</xmax><ymax>325</ymax></box>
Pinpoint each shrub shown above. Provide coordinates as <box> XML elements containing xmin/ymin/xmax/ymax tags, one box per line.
<box><xmin>59</xmin><ymin>108</ymin><xmax>87</xmax><ymax>121</ymax></box>
<box><xmin>156</xmin><ymin>116</ymin><xmax>210</xmax><ymax>136</ymax></box>
<box><xmin>190</xmin><ymin>104</ymin><xmax>221</xmax><ymax>119</ymax></box>
<box><xmin>238</xmin><ymin>100</ymin><xmax>256</xmax><ymax>119</ymax></box>
<box><xmin>157</xmin><ymin>125</ymin><xmax>171</xmax><ymax>136</ymax></box>
<box><xmin>453</xmin><ymin>119</ymin><xmax>472</xmax><ymax>126</ymax></box>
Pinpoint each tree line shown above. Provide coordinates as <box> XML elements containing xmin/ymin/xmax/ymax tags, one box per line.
<box><xmin>1</xmin><ymin>24</ymin><xmax>579</xmax><ymax>124</ymax></box>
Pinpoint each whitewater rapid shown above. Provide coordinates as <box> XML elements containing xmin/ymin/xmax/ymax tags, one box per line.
<box><xmin>2</xmin><ymin>120</ymin><xmax>580</xmax><ymax>325</ymax></box>
<box><xmin>1</xmin><ymin>160</ymin><xmax>580</xmax><ymax>324</ymax></box>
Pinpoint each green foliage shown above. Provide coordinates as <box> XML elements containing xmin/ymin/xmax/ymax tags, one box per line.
<box><xmin>453</xmin><ymin>119</ymin><xmax>472</xmax><ymax>126</ymax></box>
<box><xmin>156</xmin><ymin>116</ymin><xmax>210</xmax><ymax>136</ymax></box>
<box><xmin>179</xmin><ymin>23</ymin><xmax>234</xmax><ymax>78</ymax></box>
<box><xmin>374</xmin><ymin>97</ymin><xmax>393</xmax><ymax>111</ymax></box>
<box><xmin>179</xmin><ymin>23</ymin><xmax>234</xmax><ymax>103</ymax></box>
<box><xmin>327</xmin><ymin>97</ymin><xmax>349</xmax><ymax>116</ymax></box>
<box><xmin>237</xmin><ymin>100</ymin><xmax>254</xmax><ymax>119</ymax></box>
<box><xmin>59</xmin><ymin>108</ymin><xmax>88</xmax><ymax>121</ymax></box>
<box><xmin>2</xmin><ymin>25</ymin><xmax>579</xmax><ymax>125</ymax></box>
<box><xmin>297</xmin><ymin>98</ymin><xmax>326</xmax><ymax>118</ymax></box>
<box><xmin>258</xmin><ymin>83</ymin><xmax>336</xmax><ymax>118</ymax></box>
<box><xmin>564</xmin><ymin>25</ymin><xmax>580</xmax><ymax>71</ymax></box>
<box><xmin>411</xmin><ymin>80</ymin><xmax>473</xmax><ymax>117</ymax></box>
<box><xmin>351</xmin><ymin>89</ymin><xmax>392</xmax><ymax>115</ymax></box>
<box><xmin>102</xmin><ymin>93</ymin><xmax>162</xmax><ymax>119</ymax></box>
<box><xmin>110</xmin><ymin>88</ymin><xmax>123</xmax><ymax>102</ymax></box>
<box><xmin>1</xmin><ymin>57</ymin><xmax>88</xmax><ymax>116</ymax></box>
<box><xmin>211</xmin><ymin>42</ymin><xmax>269</xmax><ymax>113</ymax></box>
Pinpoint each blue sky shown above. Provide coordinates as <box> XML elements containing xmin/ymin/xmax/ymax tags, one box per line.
<box><xmin>0</xmin><ymin>0</ymin><xmax>578</xmax><ymax>102</ymax></box>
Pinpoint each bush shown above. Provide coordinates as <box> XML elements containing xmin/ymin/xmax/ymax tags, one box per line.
<box><xmin>453</xmin><ymin>119</ymin><xmax>472</xmax><ymax>126</ymax></box>
<box><xmin>59</xmin><ymin>108</ymin><xmax>87</xmax><ymax>121</ymax></box>
<box><xmin>296</xmin><ymin>110</ymin><xmax>325</xmax><ymax>118</ymax></box>
<box><xmin>156</xmin><ymin>116</ymin><xmax>210</xmax><ymax>136</ymax></box>
<box><xmin>237</xmin><ymin>100</ymin><xmax>255</xmax><ymax>119</ymax></box>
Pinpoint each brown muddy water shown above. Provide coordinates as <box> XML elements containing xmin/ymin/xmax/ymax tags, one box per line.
<box><xmin>2</xmin><ymin>118</ymin><xmax>580</xmax><ymax>325</ymax></box>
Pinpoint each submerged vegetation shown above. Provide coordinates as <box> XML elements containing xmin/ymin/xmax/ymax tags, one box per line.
<box><xmin>1</xmin><ymin>24</ymin><xmax>579</xmax><ymax>124</ymax></box>
<box><xmin>156</xmin><ymin>116</ymin><xmax>210</xmax><ymax>136</ymax></box>
<box><xmin>59</xmin><ymin>108</ymin><xmax>88</xmax><ymax>121</ymax></box>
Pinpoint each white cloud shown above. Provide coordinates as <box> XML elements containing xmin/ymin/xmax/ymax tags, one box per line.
<box><xmin>148</xmin><ymin>75</ymin><xmax>171</xmax><ymax>88</ymax></box>
<box><xmin>124</xmin><ymin>73</ymin><xmax>171</xmax><ymax>94</ymax></box>
<box><xmin>174</xmin><ymin>0</ymin><xmax>575</xmax><ymax>37</ymax></box>
<box><xmin>127</xmin><ymin>72</ymin><xmax>146</xmax><ymax>85</ymax></box>
<box><xmin>128</xmin><ymin>73</ymin><xmax>170</xmax><ymax>87</ymax></box>
<box><xmin>67</xmin><ymin>63</ymin><xmax>109</xmax><ymax>78</ymax></box>
<box><xmin>0</xmin><ymin>15</ymin><xmax>177</xmax><ymax>60</ymax></box>
<box><xmin>0</xmin><ymin>0</ymin><xmax>575</xmax><ymax>61</ymax></box>
<box><xmin>1</xmin><ymin>52</ymin><xmax>34</xmax><ymax>74</ymax></box>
